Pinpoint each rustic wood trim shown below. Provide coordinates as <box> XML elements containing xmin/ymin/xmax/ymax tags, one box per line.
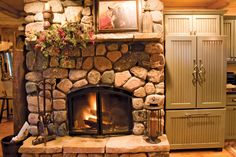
<box><xmin>207</xmin><ymin>0</ymin><xmax>230</xmax><ymax>9</ymax></box>
<box><xmin>164</xmin><ymin>9</ymin><xmax>226</xmax><ymax>15</ymax></box>
<box><xmin>13</xmin><ymin>33</ymin><xmax>27</xmax><ymax>134</ymax></box>
<box><xmin>0</xmin><ymin>0</ymin><xmax>22</xmax><ymax>18</ymax></box>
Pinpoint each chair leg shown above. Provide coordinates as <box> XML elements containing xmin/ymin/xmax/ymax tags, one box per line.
<box><xmin>0</xmin><ymin>99</ymin><xmax>5</xmax><ymax>123</ymax></box>
<box><xmin>6</xmin><ymin>99</ymin><xmax>10</xmax><ymax>119</ymax></box>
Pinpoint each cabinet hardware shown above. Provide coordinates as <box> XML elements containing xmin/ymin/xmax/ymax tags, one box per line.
<box><xmin>232</xmin><ymin>99</ymin><xmax>236</xmax><ymax>102</ymax></box>
<box><xmin>185</xmin><ymin>112</ymin><xmax>210</xmax><ymax>117</ymax></box>
<box><xmin>192</xmin><ymin>59</ymin><xmax>198</xmax><ymax>86</ymax></box>
<box><xmin>194</xmin><ymin>31</ymin><xmax>197</xmax><ymax>35</ymax></box>
<box><xmin>198</xmin><ymin>60</ymin><xmax>206</xmax><ymax>85</ymax></box>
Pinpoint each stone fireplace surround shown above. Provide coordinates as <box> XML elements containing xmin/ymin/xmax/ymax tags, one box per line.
<box><xmin>20</xmin><ymin>0</ymin><xmax>169</xmax><ymax>156</ymax></box>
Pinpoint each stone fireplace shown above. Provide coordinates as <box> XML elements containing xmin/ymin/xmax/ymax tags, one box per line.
<box><xmin>20</xmin><ymin>0</ymin><xmax>169</xmax><ymax>156</ymax></box>
<box><xmin>67</xmin><ymin>85</ymin><xmax>133</xmax><ymax>135</ymax></box>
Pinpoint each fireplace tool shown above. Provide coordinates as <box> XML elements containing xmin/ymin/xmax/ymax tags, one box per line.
<box><xmin>144</xmin><ymin>104</ymin><xmax>162</xmax><ymax>144</ymax></box>
<box><xmin>32</xmin><ymin>79</ymin><xmax>56</xmax><ymax>146</ymax></box>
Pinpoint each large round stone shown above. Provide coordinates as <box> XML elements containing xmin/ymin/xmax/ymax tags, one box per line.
<box><xmin>101</xmin><ymin>70</ymin><xmax>115</xmax><ymax>84</ymax></box>
<box><xmin>94</xmin><ymin>57</ymin><xmax>112</xmax><ymax>72</ymax></box>
<box><xmin>57</xmin><ymin>79</ymin><xmax>73</xmax><ymax>93</ymax></box>
<box><xmin>87</xmin><ymin>70</ymin><xmax>101</xmax><ymax>84</ymax></box>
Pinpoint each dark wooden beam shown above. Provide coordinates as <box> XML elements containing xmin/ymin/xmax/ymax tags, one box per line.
<box><xmin>13</xmin><ymin>32</ymin><xmax>27</xmax><ymax>134</ymax></box>
<box><xmin>0</xmin><ymin>0</ymin><xmax>22</xmax><ymax>18</ymax></box>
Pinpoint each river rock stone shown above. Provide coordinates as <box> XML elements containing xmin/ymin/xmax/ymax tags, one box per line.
<box><xmin>123</xmin><ymin>77</ymin><xmax>145</xmax><ymax>92</ymax></box>
<box><xmin>25</xmin><ymin>22</ymin><xmax>44</xmax><ymax>37</ymax></box>
<box><xmin>82</xmin><ymin>45</ymin><xmax>95</xmax><ymax>57</ymax></box>
<box><xmin>54</xmin><ymin>111</ymin><xmax>67</xmax><ymax>124</ymax></box>
<box><xmin>52</xmin><ymin>13</ymin><xmax>66</xmax><ymax>24</ymax></box>
<box><xmin>87</xmin><ymin>70</ymin><xmax>101</xmax><ymax>84</ymax></box>
<box><xmin>57</xmin><ymin>122</ymin><xmax>67</xmax><ymax>136</ymax></box>
<box><xmin>132</xmin><ymin>98</ymin><xmax>144</xmax><ymax>109</ymax></box>
<box><xmin>26</xmin><ymin>51</ymin><xmax>48</xmax><ymax>71</ymax></box>
<box><xmin>153</xmin><ymin>23</ymin><xmax>163</xmax><ymax>34</ymax></box>
<box><xmin>150</xmin><ymin>53</ymin><xmax>165</xmax><ymax>69</ymax></box>
<box><xmin>34</xmin><ymin>12</ymin><xmax>43</xmax><ymax>22</ymax></box>
<box><xmin>62</xmin><ymin>0</ymin><xmax>83</xmax><ymax>7</ymax></box>
<box><xmin>101</xmin><ymin>70</ymin><xmax>115</xmax><ymax>84</ymax></box>
<box><xmin>53</xmin><ymin>90</ymin><xmax>66</xmax><ymax>99</ymax></box>
<box><xmin>147</xmin><ymin>0</ymin><xmax>164</xmax><ymax>11</ymax></box>
<box><xmin>94</xmin><ymin>57</ymin><xmax>112</xmax><ymax>72</ymax></box>
<box><xmin>25</xmin><ymin>15</ymin><xmax>35</xmax><ymax>23</ymax></box>
<box><xmin>39</xmin><ymin>90</ymin><xmax>51</xmax><ymax>98</ymax></box>
<box><xmin>26</xmin><ymin>82</ymin><xmax>37</xmax><ymax>94</ymax></box>
<box><xmin>28</xmin><ymin>125</ymin><xmax>38</xmax><ymax>136</ymax></box>
<box><xmin>50</xmin><ymin>57</ymin><xmax>59</xmax><ymax>67</ymax></box>
<box><xmin>155</xmin><ymin>82</ymin><xmax>164</xmax><ymax>94</ymax></box>
<box><xmin>144</xmin><ymin>82</ymin><xmax>156</xmax><ymax>95</ymax></box>
<box><xmin>107</xmin><ymin>43</ymin><xmax>119</xmax><ymax>51</ymax></box>
<box><xmin>28</xmin><ymin>113</ymin><xmax>39</xmax><ymax>125</ymax></box>
<box><xmin>134</xmin><ymin>87</ymin><xmax>146</xmax><ymax>98</ymax></box>
<box><xmin>96</xmin><ymin>44</ymin><xmax>106</xmax><ymax>56</ymax></box>
<box><xmin>49</xmin><ymin>0</ymin><xmax>64</xmax><ymax>12</ymax></box>
<box><xmin>130</xmin><ymin>66</ymin><xmax>148</xmax><ymax>80</ymax></box>
<box><xmin>151</xmin><ymin>11</ymin><xmax>163</xmax><ymax>23</ymax></box>
<box><xmin>53</xmin><ymin>99</ymin><xmax>66</xmax><ymax>110</ymax></box>
<box><xmin>73</xmin><ymin>79</ymin><xmax>88</xmax><ymax>88</ymax></box>
<box><xmin>82</xmin><ymin>57</ymin><xmax>93</xmax><ymax>71</ymax></box>
<box><xmin>107</xmin><ymin>51</ymin><xmax>122</xmax><ymax>62</ymax></box>
<box><xmin>133</xmin><ymin>123</ymin><xmax>145</xmax><ymax>135</ymax></box>
<box><xmin>27</xmin><ymin>95</ymin><xmax>52</xmax><ymax>112</ymax></box>
<box><xmin>147</xmin><ymin>69</ymin><xmax>164</xmax><ymax>83</ymax></box>
<box><xmin>24</xmin><ymin>2</ymin><xmax>44</xmax><ymax>14</ymax></box>
<box><xmin>25</xmin><ymin>72</ymin><xmax>43</xmax><ymax>82</ymax></box>
<box><xmin>76</xmin><ymin>58</ymin><xmax>83</xmax><ymax>69</ymax></box>
<box><xmin>69</xmin><ymin>70</ymin><xmax>87</xmax><ymax>81</ymax></box>
<box><xmin>43</xmin><ymin>68</ymin><xmax>69</xmax><ymax>79</ymax></box>
<box><xmin>114</xmin><ymin>53</ymin><xmax>137</xmax><ymax>72</ymax></box>
<box><xmin>145</xmin><ymin>43</ymin><xmax>163</xmax><ymax>54</ymax></box>
<box><xmin>65</xmin><ymin>6</ymin><xmax>83</xmax><ymax>22</ymax></box>
<box><xmin>120</xmin><ymin>44</ymin><xmax>129</xmax><ymax>54</ymax></box>
<box><xmin>57</xmin><ymin>79</ymin><xmax>73</xmax><ymax>93</ymax></box>
<box><xmin>60</xmin><ymin>58</ymin><xmax>76</xmax><ymax>69</ymax></box>
<box><xmin>133</xmin><ymin>110</ymin><xmax>147</xmax><ymax>122</ymax></box>
<box><xmin>84</xmin><ymin>0</ymin><xmax>93</xmax><ymax>6</ymax></box>
<box><xmin>81</xmin><ymin>16</ymin><xmax>93</xmax><ymax>24</ymax></box>
<box><xmin>114</xmin><ymin>71</ymin><xmax>131</xmax><ymax>87</ymax></box>
<box><xmin>145</xmin><ymin>94</ymin><xmax>165</xmax><ymax>106</ymax></box>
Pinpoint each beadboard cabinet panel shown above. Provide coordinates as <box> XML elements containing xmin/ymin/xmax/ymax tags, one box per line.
<box><xmin>166</xmin><ymin>36</ymin><xmax>226</xmax><ymax>109</ymax></box>
<box><xmin>197</xmin><ymin>36</ymin><xmax>226</xmax><ymax>108</ymax></box>
<box><xmin>166</xmin><ymin>36</ymin><xmax>196</xmax><ymax>109</ymax></box>
<box><xmin>165</xmin><ymin>14</ymin><xmax>221</xmax><ymax>36</ymax></box>
<box><xmin>166</xmin><ymin>109</ymin><xmax>225</xmax><ymax>150</ymax></box>
<box><xmin>225</xmin><ymin>106</ymin><xmax>236</xmax><ymax>139</ymax></box>
<box><xmin>223</xmin><ymin>19</ymin><xmax>236</xmax><ymax>59</ymax></box>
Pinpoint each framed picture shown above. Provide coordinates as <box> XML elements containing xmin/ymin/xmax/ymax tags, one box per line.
<box><xmin>97</xmin><ymin>0</ymin><xmax>139</xmax><ymax>32</ymax></box>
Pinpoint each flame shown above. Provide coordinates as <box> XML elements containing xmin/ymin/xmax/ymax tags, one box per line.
<box><xmin>83</xmin><ymin>93</ymin><xmax>97</xmax><ymax>120</ymax></box>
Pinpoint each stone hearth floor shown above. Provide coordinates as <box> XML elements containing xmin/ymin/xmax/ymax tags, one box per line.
<box><xmin>19</xmin><ymin>134</ymin><xmax>170</xmax><ymax>157</ymax></box>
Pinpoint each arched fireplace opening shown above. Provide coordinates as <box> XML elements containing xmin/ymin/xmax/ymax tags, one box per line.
<box><xmin>67</xmin><ymin>85</ymin><xmax>133</xmax><ymax>136</ymax></box>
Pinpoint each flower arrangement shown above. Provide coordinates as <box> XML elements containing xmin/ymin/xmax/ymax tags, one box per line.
<box><xmin>29</xmin><ymin>22</ymin><xmax>95</xmax><ymax>57</ymax></box>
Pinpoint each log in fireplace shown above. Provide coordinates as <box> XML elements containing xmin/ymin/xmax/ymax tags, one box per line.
<box><xmin>67</xmin><ymin>85</ymin><xmax>133</xmax><ymax>136</ymax></box>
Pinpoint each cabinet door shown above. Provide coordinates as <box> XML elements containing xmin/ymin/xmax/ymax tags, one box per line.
<box><xmin>166</xmin><ymin>36</ymin><xmax>196</xmax><ymax>109</ymax></box>
<box><xmin>225</xmin><ymin>106</ymin><xmax>236</xmax><ymax>139</ymax></box>
<box><xmin>166</xmin><ymin>109</ymin><xmax>225</xmax><ymax>150</ymax></box>
<box><xmin>193</xmin><ymin>15</ymin><xmax>220</xmax><ymax>36</ymax></box>
<box><xmin>224</xmin><ymin>20</ymin><xmax>235</xmax><ymax>58</ymax></box>
<box><xmin>165</xmin><ymin>15</ymin><xmax>193</xmax><ymax>36</ymax></box>
<box><xmin>197</xmin><ymin>36</ymin><xmax>226</xmax><ymax>108</ymax></box>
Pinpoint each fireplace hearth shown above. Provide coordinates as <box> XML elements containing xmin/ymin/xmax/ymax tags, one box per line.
<box><xmin>67</xmin><ymin>85</ymin><xmax>133</xmax><ymax>136</ymax></box>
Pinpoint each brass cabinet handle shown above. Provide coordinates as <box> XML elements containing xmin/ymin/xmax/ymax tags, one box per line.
<box><xmin>185</xmin><ymin>112</ymin><xmax>210</xmax><ymax>117</ymax></box>
<box><xmin>198</xmin><ymin>59</ymin><xmax>206</xmax><ymax>85</ymax></box>
<box><xmin>232</xmin><ymin>99</ymin><xmax>236</xmax><ymax>102</ymax></box>
<box><xmin>192</xmin><ymin>59</ymin><xmax>198</xmax><ymax>86</ymax></box>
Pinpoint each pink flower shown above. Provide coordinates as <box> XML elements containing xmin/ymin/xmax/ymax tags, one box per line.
<box><xmin>57</xmin><ymin>28</ymin><xmax>65</xmax><ymax>38</ymax></box>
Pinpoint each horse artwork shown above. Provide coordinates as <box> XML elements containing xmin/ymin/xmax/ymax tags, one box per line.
<box><xmin>98</xmin><ymin>0</ymin><xmax>139</xmax><ymax>32</ymax></box>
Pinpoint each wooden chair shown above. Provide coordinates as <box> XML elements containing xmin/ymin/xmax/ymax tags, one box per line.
<box><xmin>0</xmin><ymin>90</ymin><xmax>13</xmax><ymax>123</ymax></box>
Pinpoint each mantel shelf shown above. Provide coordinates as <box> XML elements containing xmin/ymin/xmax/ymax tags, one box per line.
<box><xmin>95</xmin><ymin>33</ymin><xmax>162</xmax><ymax>42</ymax></box>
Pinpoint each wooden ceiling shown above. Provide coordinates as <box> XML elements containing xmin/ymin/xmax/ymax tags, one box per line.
<box><xmin>0</xmin><ymin>0</ymin><xmax>235</xmax><ymax>27</ymax></box>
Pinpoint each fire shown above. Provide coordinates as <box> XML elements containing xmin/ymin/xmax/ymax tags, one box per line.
<box><xmin>83</xmin><ymin>93</ymin><xmax>97</xmax><ymax>121</ymax></box>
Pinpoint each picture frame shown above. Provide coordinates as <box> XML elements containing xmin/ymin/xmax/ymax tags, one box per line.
<box><xmin>97</xmin><ymin>0</ymin><xmax>139</xmax><ymax>32</ymax></box>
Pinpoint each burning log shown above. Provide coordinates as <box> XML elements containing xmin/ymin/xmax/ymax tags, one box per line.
<box><xmin>84</xmin><ymin>117</ymin><xmax>112</xmax><ymax>129</ymax></box>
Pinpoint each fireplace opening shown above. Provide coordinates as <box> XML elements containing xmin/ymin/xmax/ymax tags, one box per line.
<box><xmin>67</xmin><ymin>85</ymin><xmax>133</xmax><ymax>136</ymax></box>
